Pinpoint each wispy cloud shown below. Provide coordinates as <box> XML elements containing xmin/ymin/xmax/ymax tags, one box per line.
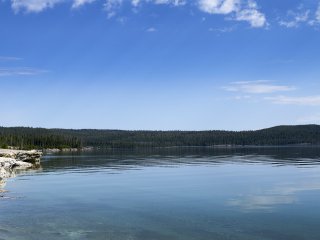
<box><xmin>279</xmin><ymin>9</ymin><xmax>310</xmax><ymax>28</ymax></box>
<box><xmin>209</xmin><ymin>26</ymin><xmax>235</xmax><ymax>33</ymax></box>
<box><xmin>11</xmin><ymin>0</ymin><xmax>97</xmax><ymax>12</ymax></box>
<box><xmin>0</xmin><ymin>56</ymin><xmax>22</xmax><ymax>61</ymax></box>
<box><xmin>0</xmin><ymin>67</ymin><xmax>48</xmax><ymax>77</ymax></box>
<box><xmin>8</xmin><ymin>0</ymin><xmax>320</xmax><ymax>29</ymax></box>
<box><xmin>265</xmin><ymin>95</ymin><xmax>320</xmax><ymax>106</ymax></box>
<box><xmin>72</xmin><ymin>0</ymin><xmax>96</xmax><ymax>8</ymax></box>
<box><xmin>278</xmin><ymin>3</ymin><xmax>320</xmax><ymax>28</ymax></box>
<box><xmin>233</xmin><ymin>95</ymin><xmax>252</xmax><ymax>100</ymax></box>
<box><xmin>223</xmin><ymin>81</ymin><xmax>296</xmax><ymax>94</ymax></box>
<box><xmin>11</xmin><ymin>0</ymin><xmax>63</xmax><ymax>13</ymax></box>
<box><xmin>103</xmin><ymin>0</ymin><xmax>123</xmax><ymax>18</ymax></box>
<box><xmin>309</xmin><ymin>2</ymin><xmax>320</xmax><ymax>25</ymax></box>
<box><xmin>146</xmin><ymin>27</ymin><xmax>157</xmax><ymax>32</ymax></box>
<box><xmin>104</xmin><ymin>0</ymin><xmax>186</xmax><ymax>18</ymax></box>
<box><xmin>10</xmin><ymin>0</ymin><xmax>267</xmax><ymax>27</ymax></box>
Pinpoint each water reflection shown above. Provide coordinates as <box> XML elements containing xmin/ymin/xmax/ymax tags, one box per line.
<box><xmin>38</xmin><ymin>147</ymin><xmax>320</xmax><ymax>212</ymax></box>
<box><xmin>228</xmin><ymin>181</ymin><xmax>320</xmax><ymax>211</ymax></box>
<box><xmin>1</xmin><ymin>147</ymin><xmax>320</xmax><ymax>240</ymax></box>
<box><xmin>0</xmin><ymin>166</ymin><xmax>42</xmax><ymax>199</ymax></box>
<box><xmin>41</xmin><ymin>147</ymin><xmax>320</xmax><ymax>173</ymax></box>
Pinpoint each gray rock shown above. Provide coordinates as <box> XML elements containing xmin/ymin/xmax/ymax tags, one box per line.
<box><xmin>0</xmin><ymin>149</ymin><xmax>41</xmax><ymax>182</ymax></box>
<box><xmin>0</xmin><ymin>149</ymin><xmax>42</xmax><ymax>163</ymax></box>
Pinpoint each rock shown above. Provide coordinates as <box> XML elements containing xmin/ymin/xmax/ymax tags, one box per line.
<box><xmin>0</xmin><ymin>167</ymin><xmax>8</xmax><ymax>179</ymax></box>
<box><xmin>45</xmin><ymin>148</ymin><xmax>61</xmax><ymax>153</ymax></box>
<box><xmin>0</xmin><ymin>149</ymin><xmax>42</xmax><ymax>163</ymax></box>
<box><xmin>0</xmin><ymin>157</ymin><xmax>17</xmax><ymax>169</ymax></box>
<box><xmin>12</xmin><ymin>161</ymin><xmax>33</xmax><ymax>168</ymax></box>
<box><xmin>0</xmin><ymin>149</ymin><xmax>41</xmax><ymax>182</ymax></box>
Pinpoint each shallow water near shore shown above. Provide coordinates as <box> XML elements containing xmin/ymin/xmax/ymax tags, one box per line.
<box><xmin>1</xmin><ymin>147</ymin><xmax>320</xmax><ymax>240</ymax></box>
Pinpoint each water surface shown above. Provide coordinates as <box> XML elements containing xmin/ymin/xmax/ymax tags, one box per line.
<box><xmin>1</xmin><ymin>147</ymin><xmax>320</xmax><ymax>240</ymax></box>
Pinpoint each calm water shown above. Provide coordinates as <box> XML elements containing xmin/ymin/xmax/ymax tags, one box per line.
<box><xmin>1</xmin><ymin>147</ymin><xmax>320</xmax><ymax>240</ymax></box>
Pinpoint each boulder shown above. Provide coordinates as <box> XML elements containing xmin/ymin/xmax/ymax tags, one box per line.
<box><xmin>0</xmin><ymin>150</ymin><xmax>41</xmax><ymax>182</ymax></box>
<box><xmin>0</xmin><ymin>149</ymin><xmax>42</xmax><ymax>163</ymax></box>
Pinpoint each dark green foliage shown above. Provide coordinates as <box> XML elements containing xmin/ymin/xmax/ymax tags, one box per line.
<box><xmin>0</xmin><ymin>143</ymin><xmax>8</xmax><ymax>149</ymax></box>
<box><xmin>0</xmin><ymin>125</ymin><xmax>320</xmax><ymax>150</ymax></box>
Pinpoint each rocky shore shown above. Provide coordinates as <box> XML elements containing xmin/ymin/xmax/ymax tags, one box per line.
<box><xmin>0</xmin><ymin>149</ymin><xmax>42</xmax><ymax>181</ymax></box>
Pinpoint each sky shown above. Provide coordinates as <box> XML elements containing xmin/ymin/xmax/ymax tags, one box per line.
<box><xmin>1</xmin><ymin>0</ymin><xmax>320</xmax><ymax>130</ymax></box>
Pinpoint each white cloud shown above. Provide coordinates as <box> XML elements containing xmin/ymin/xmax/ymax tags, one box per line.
<box><xmin>104</xmin><ymin>0</ymin><xmax>186</xmax><ymax>16</ymax></box>
<box><xmin>235</xmin><ymin>2</ymin><xmax>266</xmax><ymax>28</ymax></box>
<box><xmin>223</xmin><ymin>81</ymin><xmax>295</xmax><ymax>94</ymax></box>
<box><xmin>198</xmin><ymin>0</ymin><xmax>266</xmax><ymax>27</ymax></box>
<box><xmin>11</xmin><ymin>0</ymin><xmax>63</xmax><ymax>13</ymax></box>
<box><xmin>279</xmin><ymin>9</ymin><xmax>310</xmax><ymax>28</ymax></box>
<box><xmin>198</xmin><ymin>0</ymin><xmax>239</xmax><ymax>14</ymax></box>
<box><xmin>11</xmin><ymin>0</ymin><xmax>96</xmax><ymax>12</ymax></box>
<box><xmin>72</xmin><ymin>0</ymin><xmax>96</xmax><ymax>8</ymax></box>
<box><xmin>131</xmin><ymin>0</ymin><xmax>140</xmax><ymax>7</ymax></box>
<box><xmin>266</xmin><ymin>95</ymin><xmax>320</xmax><ymax>106</ymax></box>
<box><xmin>279</xmin><ymin>3</ymin><xmax>320</xmax><ymax>28</ymax></box>
<box><xmin>104</xmin><ymin>0</ymin><xmax>186</xmax><ymax>18</ymax></box>
<box><xmin>103</xmin><ymin>0</ymin><xmax>266</xmax><ymax>27</ymax></box>
<box><xmin>104</xmin><ymin>0</ymin><xmax>123</xmax><ymax>18</ymax></box>
<box><xmin>315</xmin><ymin>2</ymin><xmax>320</xmax><ymax>23</ymax></box>
<box><xmin>9</xmin><ymin>0</ymin><xmax>267</xmax><ymax>27</ymax></box>
<box><xmin>0</xmin><ymin>67</ymin><xmax>48</xmax><ymax>77</ymax></box>
<box><xmin>153</xmin><ymin>0</ymin><xmax>186</xmax><ymax>6</ymax></box>
<box><xmin>104</xmin><ymin>0</ymin><xmax>185</xmax><ymax>18</ymax></box>
<box><xmin>308</xmin><ymin>2</ymin><xmax>320</xmax><ymax>26</ymax></box>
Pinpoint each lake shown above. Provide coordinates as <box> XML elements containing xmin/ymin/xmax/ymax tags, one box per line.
<box><xmin>1</xmin><ymin>147</ymin><xmax>320</xmax><ymax>240</ymax></box>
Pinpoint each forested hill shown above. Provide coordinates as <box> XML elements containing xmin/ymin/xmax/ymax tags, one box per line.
<box><xmin>0</xmin><ymin>125</ymin><xmax>320</xmax><ymax>150</ymax></box>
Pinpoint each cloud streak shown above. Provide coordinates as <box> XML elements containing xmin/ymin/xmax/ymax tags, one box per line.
<box><xmin>72</xmin><ymin>0</ymin><xmax>96</xmax><ymax>8</ymax></box>
<box><xmin>223</xmin><ymin>81</ymin><xmax>295</xmax><ymax>94</ymax></box>
<box><xmin>0</xmin><ymin>67</ymin><xmax>48</xmax><ymax>77</ymax></box>
<box><xmin>265</xmin><ymin>95</ymin><xmax>320</xmax><ymax>106</ymax></box>
<box><xmin>0</xmin><ymin>56</ymin><xmax>22</xmax><ymax>61</ymax></box>
<box><xmin>146</xmin><ymin>27</ymin><xmax>157</xmax><ymax>32</ymax></box>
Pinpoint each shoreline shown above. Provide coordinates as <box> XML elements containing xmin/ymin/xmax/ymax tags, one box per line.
<box><xmin>0</xmin><ymin>149</ymin><xmax>42</xmax><ymax>182</ymax></box>
<box><xmin>45</xmin><ymin>144</ymin><xmax>320</xmax><ymax>153</ymax></box>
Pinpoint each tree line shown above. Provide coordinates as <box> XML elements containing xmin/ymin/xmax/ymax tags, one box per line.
<box><xmin>0</xmin><ymin>125</ymin><xmax>320</xmax><ymax>150</ymax></box>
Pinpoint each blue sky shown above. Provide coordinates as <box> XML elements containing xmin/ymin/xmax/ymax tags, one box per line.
<box><xmin>1</xmin><ymin>0</ymin><xmax>320</xmax><ymax>130</ymax></box>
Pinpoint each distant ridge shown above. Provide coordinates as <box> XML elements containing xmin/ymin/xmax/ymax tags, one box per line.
<box><xmin>0</xmin><ymin>125</ymin><xmax>320</xmax><ymax>150</ymax></box>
